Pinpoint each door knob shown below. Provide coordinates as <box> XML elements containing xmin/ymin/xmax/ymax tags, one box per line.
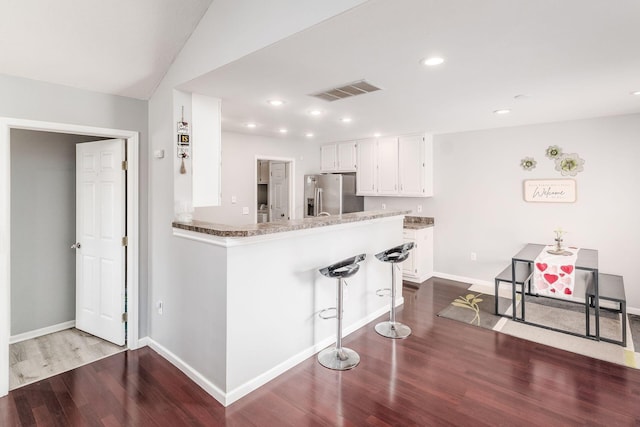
<box><xmin>71</xmin><ymin>242</ymin><xmax>81</xmax><ymax>249</ymax></box>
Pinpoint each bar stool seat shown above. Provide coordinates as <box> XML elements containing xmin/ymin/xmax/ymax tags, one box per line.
<box><xmin>374</xmin><ymin>242</ymin><xmax>415</xmax><ymax>339</ymax></box>
<box><xmin>317</xmin><ymin>253</ymin><xmax>366</xmax><ymax>371</ymax></box>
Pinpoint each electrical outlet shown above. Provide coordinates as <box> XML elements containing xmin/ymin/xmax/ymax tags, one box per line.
<box><xmin>382</xmin><ymin>203</ymin><xmax>386</xmax><ymax>210</ymax></box>
<box><xmin>417</xmin><ymin>205</ymin><xmax>422</xmax><ymax>213</ymax></box>
<box><xmin>470</xmin><ymin>252</ymin><xmax>477</xmax><ymax>261</ymax></box>
<box><xmin>231</xmin><ymin>195</ymin><xmax>237</xmax><ymax>204</ymax></box>
<box><xmin>157</xmin><ymin>301</ymin><xmax>164</xmax><ymax>315</ymax></box>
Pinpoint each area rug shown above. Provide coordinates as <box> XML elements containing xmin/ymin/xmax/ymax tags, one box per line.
<box><xmin>437</xmin><ymin>283</ymin><xmax>640</xmax><ymax>369</ymax></box>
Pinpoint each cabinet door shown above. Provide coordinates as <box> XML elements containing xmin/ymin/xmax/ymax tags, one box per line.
<box><xmin>337</xmin><ymin>141</ymin><xmax>356</xmax><ymax>172</ymax></box>
<box><xmin>258</xmin><ymin>160</ymin><xmax>269</xmax><ymax>184</ymax></box>
<box><xmin>402</xmin><ymin>238</ymin><xmax>416</xmax><ymax>276</ymax></box>
<box><xmin>398</xmin><ymin>135</ymin><xmax>425</xmax><ymax>196</ymax></box>
<box><xmin>356</xmin><ymin>139</ymin><xmax>377</xmax><ymax>195</ymax></box>
<box><xmin>377</xmin><ymin>137</ymin><xmax>399</xmax><ymax>195</ymax></box>
<box><xmin>320</xmin><ymin>144</ymin><xmax>336</xmax><ymax>172</ymax></box>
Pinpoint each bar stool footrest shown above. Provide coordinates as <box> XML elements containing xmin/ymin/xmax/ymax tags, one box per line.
<box><xmin>318</xmin><ymin>307</ymin><xmax>337</xmax><ymax>320</ymax></box>
<box><xmin>376</xmin><ymin>288</ymin><xmax>391</xmax><ymax>297</ymax></box>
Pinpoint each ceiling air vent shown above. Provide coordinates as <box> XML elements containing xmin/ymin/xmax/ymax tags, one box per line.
<box><xmin>309</xmin><ymin>80</ymin><xmax>381</xmax><ymax>102</ymax></box>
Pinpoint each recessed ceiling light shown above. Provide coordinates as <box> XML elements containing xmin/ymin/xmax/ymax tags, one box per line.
<box><xmin>305</xmin><ymin>132</ymin><xmax>314</xmax><ymax>138</ymax></box>
<box><xmin>278</xmin><ymin>128</ymin><xmax>288</xmax><ymax>134</ymax></box>
<box><xmin>421</xmin><ymin>57</ymin><xmax>445</xmax><ymax>67</ymax></box>
<box><xmin>340</xmin><ymin>117</ymin><xmax>352</xmax><ymax>123</ymax></box>
<box><xmin>308</xmin><ymin>109</ymin><xmax>323</xmax><ymax>116</ymax></box>
<box><xmin>245</xmin><ymin>122</ymin><xmax>257</xmax><ymax>128</ymax></box>
<box><xmin>631</xmin><ymin>91</ymin><xmax>640</xmax><ymax>96</ymax></box>
<box><xmin>267</xmin><ymin>99</ymin><xmax>285</xmax><ymax>107</ymax></box>
<box><xmin>373</xmin><ymin>133</ymin><xmax>381</xmax><ymax>137</ymax></box>
<box><xmin>493</xmin><ymin>109</ymin><xmax>511</xmax><ymax>115</ymax></box>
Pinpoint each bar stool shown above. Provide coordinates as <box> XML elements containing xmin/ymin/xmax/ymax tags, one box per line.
<box><xmin>374</xmin><ymin>242</ymin><xmax>415</xmax><ymax>339</ymax></box>
<box><xmin>317</xmin><ymin>253</ymin><xmax>366</xmax><ymax>370</ymax></box>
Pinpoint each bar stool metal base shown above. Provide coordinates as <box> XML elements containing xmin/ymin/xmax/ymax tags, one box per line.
<box><xmin>317</xmin><ymin>347</ymin><xmax>360</xmax><ymax>370</ymax></box>
<box><xmin>375</xmin><ymin>321</ymin><xmax>412</xmax><ymax>339</ymax></box>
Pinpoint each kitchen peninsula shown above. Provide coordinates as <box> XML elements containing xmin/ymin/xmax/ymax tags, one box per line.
<box><xmin>170</xmin><ymin>210</ymin><xmax>408</xmax><ymax>405</ymax></box>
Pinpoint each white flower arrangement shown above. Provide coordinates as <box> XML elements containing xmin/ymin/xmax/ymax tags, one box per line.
<box><xmin>520</xmin><ymin>157</ymin><xmax>537</xmax><ymax>171</ymax></box>
<box><xmin>555</xmin><ymin>153</ymin><xmax>585</xmax><ymax>176</ymax></box>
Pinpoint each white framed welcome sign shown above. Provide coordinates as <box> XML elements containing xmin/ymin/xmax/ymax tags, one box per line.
<box><xmin>523</xmin><ymin>179</ymin><xmax>577</xmax><ymax>203</ymax></box>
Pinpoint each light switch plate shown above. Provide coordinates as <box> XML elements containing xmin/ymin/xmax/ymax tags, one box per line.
<box><xmin>242</xmin><ymin>207</ymin><xmax>249</xmax><ymax>215</ymax></box>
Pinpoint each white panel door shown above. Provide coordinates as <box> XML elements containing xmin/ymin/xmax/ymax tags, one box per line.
<box><xmin>269</xmin><ymin>162</ymin><xmax>289</xmax><ymax>221</ymax></box>
<box><xmin>75</xmin><ymin>139</ymin><xmax>126</xmax><ymax>346</ymax></box>
<box><xmin>377</xmin><ymin>137</ymin><xmax>399</xmax><ymax>195</ymax></box>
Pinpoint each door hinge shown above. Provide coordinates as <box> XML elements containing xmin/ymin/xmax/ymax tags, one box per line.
<box><xmin>122</xmin><ymin>312</ymin><xmax>128</xmax><ymax>322</ymax></box>
<box><xmin>122</xmin><ymin>160</ymin><xmax>128</xmax><ymax>170</ymax></box>
<box><xmin>122</xmin><ymin>236</ymin><xmax>128</xmax><ymax>246</ymax></box>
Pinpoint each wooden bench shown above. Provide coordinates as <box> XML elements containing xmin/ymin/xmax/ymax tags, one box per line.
<box><xmin>494</xmin><ymin>263</ymin><xmax>533</xmax><ymax>320</ymax></box>
<box><xmin>586</xmin><ymin>273</ymin><xmax>626</xmax><ymax>346</ymax></box>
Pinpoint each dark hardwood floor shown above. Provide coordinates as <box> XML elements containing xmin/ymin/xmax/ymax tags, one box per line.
<box><xmin>2</xmin><ymin>277</ymin><xmax>640</xmax><ymax>426</ymax></box>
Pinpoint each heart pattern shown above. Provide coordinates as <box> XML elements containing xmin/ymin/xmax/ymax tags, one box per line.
<box><xmin>531</xmin><ymin>245</ymin><xmax>579</xmax><ymax>299</ymax></box>
<box><xmin>560</xmin><ymin>265</ymin><xmax>574</xmax><ymax>274</ymax></box>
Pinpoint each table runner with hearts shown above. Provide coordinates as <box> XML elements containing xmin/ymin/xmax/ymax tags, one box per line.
<box><xmin>532</xmin><ymin>246</ymin><xmax>580</xmax><ymax>298</ymax></box>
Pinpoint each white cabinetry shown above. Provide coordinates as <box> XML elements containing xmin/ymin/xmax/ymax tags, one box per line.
<box><xmin>356</xmin><ymin>134</ymin><xmax>433</xmax><ymax>197</ymax></box>
<box><xmin>257</xmin><ymin>160</ymin><xmax>269</xmax><ymax>184</ymax></box>
<box><xmin>376</xmin><ymin>137</ymin><xmax>399</xmax><ymax>195</ymax></box>
<box><xmin>402</xmin><ymin>226</ymin><xmax>434</xmax><ymax>283</ymax></box>
<box><xmin>320</xmin><ymin>141</ymin><xmax>357</xmax><ymax>173</ymax></box>
<box><xmin>356</xmin><ymin>138</ymin><xmax>377</xmax><ymax>195</ymax></box>
<box><xmin>399</xmin><ymin>135</ymin><xmax>431</xmax><ymax>196</ymax></box>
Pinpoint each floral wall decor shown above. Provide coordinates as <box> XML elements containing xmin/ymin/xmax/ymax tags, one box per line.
<box><xmin>545</xmin><ymin>145</ymin><xmax>562</xmax><ymax>159</ymax></box>
<box><xmin>520</xmin><ymin>157</ymin><xmax>537</xmax><ymax>171</ymax></box>
<box><xmin>555</xmin><ymin>153</ymin><xmax>585</xmax><ymax>176</ymax></box>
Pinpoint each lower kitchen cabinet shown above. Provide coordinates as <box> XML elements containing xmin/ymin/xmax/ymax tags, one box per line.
<box><xmin>402</xmin><ymin>226</ymin><xmax>433</xmax><ymax>283</ymax></box>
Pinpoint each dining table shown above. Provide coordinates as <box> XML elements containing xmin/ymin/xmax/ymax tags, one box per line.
<box><xmin>511</xmin><ymin>243</ymin><xmax>600</xmax><ymax>340</ymax></box>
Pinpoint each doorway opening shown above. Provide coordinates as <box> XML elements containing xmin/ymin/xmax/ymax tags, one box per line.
<box><xmin>255</xmin><ymin>157</ymin><xmax>295</xmax><ymax>223</ymax></box>
<box><xmin>0</xmin><ymin>118</ymin><xmax>140</xmax><ymax>397</ymax></box>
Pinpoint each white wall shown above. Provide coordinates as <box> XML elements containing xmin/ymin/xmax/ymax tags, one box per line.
<box><xmin>0</xmin><ymin>73</ymin><xmax>149</xmax><ymax>336</ymax></box>
<box><xmin>10</xmin><ymin>131</ymin><xmax>84</xmax><ymax>334</ymax></box>
<box><xmin>147</xmin><ymin>0</ymin><xmax>368</xmax><ymax>364</ymax></box>
<box><xmin>195</xmin><ymin>131</ymin><xmax>322</xmax><ymax>225</ymax></box>
<box><xmin>429</xmin><ymin>113</ymin><xmax>640</xmax><ymax>310</ymax></box>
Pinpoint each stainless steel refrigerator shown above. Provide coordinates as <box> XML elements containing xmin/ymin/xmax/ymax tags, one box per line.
<box><xmin>304</xmin><ymin>173</ymin><xmax>364</xmax><ymax>217</ymax></box>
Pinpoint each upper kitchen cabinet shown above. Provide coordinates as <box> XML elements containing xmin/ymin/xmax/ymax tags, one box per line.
<box><xmin>356</xmin><ymin>138</ymin><xmax>377</xmax><ymax>195</ymax></box>
<box><xmin>356</xmin><ymin>134</ymin><xmax>433</xmax><ymax>197</ymax></box>
<box><xmin>376</xmin><ymin>137</ymin><xmax>399</xmax><ymax>195</ymax></box>
<box><xmin>320</xmin><ymin>141</ymin><xmax>357</xmax><ymax>173</ymax></box>
<box><xmin>399</xmin><ymin>135</ymin><xmax>433</xmax><ymax>196</ymax></box>
<box><xmin>257</xmin><ymin>159</ymin><xmax>270</xmax><ymax>184</ymax></box>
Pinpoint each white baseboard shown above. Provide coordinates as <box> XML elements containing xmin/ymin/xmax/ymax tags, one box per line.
<box><xmin>225</xmin><ymin>302</ymin><xmax>393</xmax><ymax>405</ymax></box>
<box><xmin>9</xmin><ymin>320</ymin><xmax>75</xmax><ymax>344</ymax></box>
<box><xmin>432</xmin><ymin>271</ymin><xmax>493</xmax><ymax>288</ymax></box>
<box><xmin>147</xmin><ymin>302</ymin><xmax>394</xmax><ymax>407</ymax></box>
<box><xmin>137</xmin><ymin>336</ymin><xmax>150</xmax><ymax>348</ymax></box>
<box><xmin>146</xmin><ymin>338</ymin><xmax>227</xmax><ymax>405</ymax></box>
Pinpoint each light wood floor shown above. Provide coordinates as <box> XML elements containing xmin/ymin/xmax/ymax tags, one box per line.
<box><xmin>9</xmin><ymin>328</ymin><xmax>125</xmax><ymax>390</ymax></box>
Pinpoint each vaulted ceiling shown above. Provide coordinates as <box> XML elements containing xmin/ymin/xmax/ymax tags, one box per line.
<box><xmin>3</xmin><ymin>0</ymin><xmax>640</xmax><ymax>142</ymax></box>
<box><xmin>0</xmin><ymin>0</ymin><xmax>213</xmax><ymax>100</ymax></box>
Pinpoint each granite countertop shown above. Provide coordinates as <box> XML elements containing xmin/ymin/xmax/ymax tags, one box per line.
<box><xmin>403</xmin><ymin>216</ymin><xmax>435</xmax><ymax>230</ymax></box>
<box><xmin>173</xmin><ymin>209</ymin><xmax>410</xmax><ymax>237</ymax></box>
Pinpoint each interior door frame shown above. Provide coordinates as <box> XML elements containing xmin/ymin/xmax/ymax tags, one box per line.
<box><xmin>254</xmin><ymin>155</ymin><xmax>295</xmax><ymax>224</ymax></box>
<box><xmin>0</xmin><ymin>117</ymin><xmax>140</xmax><ymax>397</ymax></box>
